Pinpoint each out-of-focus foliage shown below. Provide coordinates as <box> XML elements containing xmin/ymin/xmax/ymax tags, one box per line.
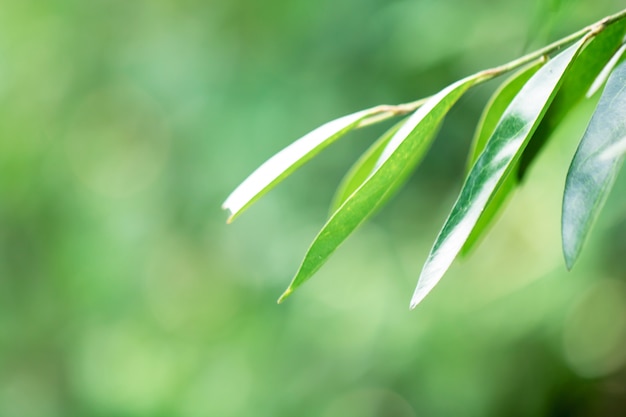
<box><xmin>1</xmin><ymin>1</ymin><xmax>626</xmax><ymax>416</ymax></box>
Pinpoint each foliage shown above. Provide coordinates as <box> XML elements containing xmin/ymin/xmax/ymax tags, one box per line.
<box><xmin>4</xmin><ymin>1</ymin><xmax>626</xmax><ymax>416</ymax></box>
<box><xmin>224</xmin><ymin>9</ymin><xmax>626</xmax><ymax>308</ymax></box>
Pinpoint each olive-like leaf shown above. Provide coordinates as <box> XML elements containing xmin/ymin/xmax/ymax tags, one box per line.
<box><xmin>329</xmin><ymin>120</ymin><xmax>405</xmax><ymax>215</ymax></box>
<box><xmin>518</xmin><ymin>18</ymin><xmax>626</xmax><ymax>180</ymax></box>
<box><xmin>562</xmin><ymin>49</ymin><xmax>626</xmax><ymax>270</ymax></box>
<box><xmin>278</xmin><ymin>74</ymin><xmax>484</xmax><ymax>303</ymax></box>
<box><xmin>466</xmin><ymin>61</ymin><xmax>545</xmax><ymax>171</ymax></box>
<box><xmin>411</xmin><ymin>39</ymin><xmax>585</xmax><ymax>309</ymax></box>
<box><xmin>461</xmin><ymin>60</ymin><xmax>544</xmax><ymax>255</ymax></box>
<box><xmin>587</xmin><ymin>40</ymin><xmax>626</xmax><ymax>97</ymax></box>
<box><xmin>222</xmin><ymin>107</ymin><xmax>387</xmax><ymax>223</ymax></box>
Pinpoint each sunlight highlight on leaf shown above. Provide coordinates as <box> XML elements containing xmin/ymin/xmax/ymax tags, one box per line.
<box><xmin>222</xmin><ymin>107</ymin><xmax>383</xmax><ymax>222</ymax></box>
<box><xmin>278</xmin><ymin>74</ymin><xmax>486</xmax><ymax>303</ymax></box>
<box><xmin>411</xmin><ymin>39</ymin><xmax>585</xmax><ymax>309</ymax></box>
<box><xmin>518</xmin><ymin>18</ymin><xmax>626</xmax><ymax>179</ymax></box>
<box><xmin>599</xmin><ymin>136</ymin><xmax>626</xmax><ymax>161</ymax></box>
<box><xmin>461</xmin><ymin>60</ymin><xmax>544</xmax><ymax>255</ymax></box>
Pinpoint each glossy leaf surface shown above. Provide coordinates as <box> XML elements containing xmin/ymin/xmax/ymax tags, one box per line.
<box><xmin>518</xmin><ymin>18</ymin><xmax>626</xmax><ymax>179</ymax></box>
<box><xmin>278</xmin><ymin>75</ymin><xmax>483</xmax><ymax>303</ymax></box>
<box><xmin>562</xmin><ymin>51</ymin><xmax>626</xmax><ymax>269</ymax></box>
<box><xmin>222</xmin><ymin>107</ymin><xmax>383</xmax><ymax>222</ymax></box>
<box><xmin>461</xmin><ymin>60</ymin><xmax>544</xmax><ymax>255</ymax></box>
<box><xmin>329</xmin><ymin>120</ymin><xmax>405</xmax><ymax>214</ymax></box>
<box><xmin>411</xmin><ymin>39</ymin><xmax>585</xmax><ymax>309</ymax></box>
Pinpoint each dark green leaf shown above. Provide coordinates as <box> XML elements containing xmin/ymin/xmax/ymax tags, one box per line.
<box><xmin>411</xmin><ymin>39</ymin><xmax>585</xmax><ymax>309</ymax></box>
<box><xmin>222</xmin><ymin>107</ymin><xmax>386</xmax><ymax>222</ymax></box>
<box><xmin>329</xmin><ymin>120</ymin><xmax>405</xmax><ymax>215</ymax></box>
<box><xmin>562</xmin><ymin>47</ymin><xmax>626</xmax><ymax>269</ymax></box>
<box><xmin>461</xmin><ymin>60</ymin><xmax>544</xmax><ymax>255</ymax></box>
<box><xmin>278</xmin><ymin>74</ymin><xmax>483</xmax><ymax>303</ymax></box>
<box><xmin>518</xmin><ymin>18</ymin><xmax>626</xmax><ymax>179</ymax></box>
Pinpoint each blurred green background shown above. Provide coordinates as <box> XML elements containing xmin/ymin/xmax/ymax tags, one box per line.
<box><xmin>2</xmin><ymin>0</ymin><xmax>626</xmax><ymax>416</ymax></box>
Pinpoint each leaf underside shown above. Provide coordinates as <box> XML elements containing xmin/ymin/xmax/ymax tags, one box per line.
<box><xmin>411</xmin><ymin>39</ymin><xmax>585</xmax><ymax>309</ymax></box>
<box><xmin>562</xmin><ymin>49</ymin><xmax>626</xmax><ymax>269</ymax></box>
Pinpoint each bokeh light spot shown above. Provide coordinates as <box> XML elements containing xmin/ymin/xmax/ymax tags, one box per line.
<box><xmin>563</xmin><ymin>279</ymin><xmax>626</xmax><ymax>377</ymax></box>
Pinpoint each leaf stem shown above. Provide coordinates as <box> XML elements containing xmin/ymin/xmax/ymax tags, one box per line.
<box><xmin>355</xmin><ymin>8</ymin><xmax>626</xmax><ymax>129</ymax></box>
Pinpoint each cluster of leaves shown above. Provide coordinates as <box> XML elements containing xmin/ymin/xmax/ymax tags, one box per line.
<box><xmin>223</xmin><ymin>10</ymin><xmax>626</xmax><ymax>309</ymax></box>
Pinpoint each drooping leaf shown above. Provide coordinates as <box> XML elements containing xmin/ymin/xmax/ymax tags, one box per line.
<box><xmin>466</xmin><ymin>61</ymin><xmax>545</xmax><ymax>170</ymax></box>
<box><xmin>278</xmin><ymin>74</ymin><xmax>486</xmax><ymax>303</ymax></box>
<box><xmin>329</xmin><ymin>120</ymin><xmax>405</xmax><ymax>215</ymax></box>
<box><xmin>411</xmin><ymin>39</ymin><xmax>585</xmax><ymax>309</ymax></box>
<box><xmin>518</xmin><ymin>18</ymin><xmax>626</xmax><ymax>179</ymax></box>
<box><xmin>222</xmin><ymin>106</ymin><xmax>389</xmax><ymax>222</ymax></box>
<box><xmin>461</xmin><ymin>60</ymin><xmax>544</xmax><ymax>255</ymax></box>
<box><xmin>562</xmin><ymin>50</ymin><xmax>626</xmax><ymax>270</ymax></box>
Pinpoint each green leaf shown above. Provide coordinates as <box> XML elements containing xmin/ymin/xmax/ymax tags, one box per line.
<box><xmin>562</xmin><ymin>47</ymin><xmax>626</xmax><ymax>270</ymax></box>
<box><xmin>518</xmin><ymin>18</ymin><xmax>626</xmax><ymax>180</ymax></box>
<box><xmin>466</xmin><ymin>61</ymin><xmax>545</xmax><ymax>171</ymax></box>
<box><xmin>460</xmin><ymin>60</ymin><xmax>544</xmax><ymax>255</ymax></box>
<box><xmin>222</xmin><ymin>106</ymin><xmax>387</xmax><ymax>223</ymax></box>
<box><xmin>278</xmin><ymin>74</ymin><xmax>484</xmax><ymax>303</ymax></box>
<box><xmin>329</xmin><ymin>120</ymin><xmax>405</xmax><ymax>215</ymax></box>
<box><xmin>587</xmin><ymin>39</ymin><xmax>626</xmax><ymax>97</ymax></box>
<box><xmin>411</xmin><ymin>39</ymin><xmax>585</xmax><ymax>309</ymax></box>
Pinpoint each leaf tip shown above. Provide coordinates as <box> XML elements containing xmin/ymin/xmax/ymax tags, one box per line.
<box><xmin>277</xmin><ymin>287</ymin><xmax>293</xmax><ymax>304</ymax></box>
<box><xmin>409</xmin><ymin>291</ymin><xmax>425</xmax><ymax>310</ymax></box>
<box><xmin>563</xmin><ymin>251</ymin><xmax>577</xmax><ymax>271</ymax></box>
<box><xmin>562</xmin><ymin>228</ymin><xmax>581</xmax><ymax>271</ymax></box>
<box><xmin>221</xmin><ymin>205</ymin><xmax>235</xmax><ymax>224</ymax></box>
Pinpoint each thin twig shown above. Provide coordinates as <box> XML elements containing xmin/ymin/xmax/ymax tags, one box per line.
<box><xmin>354</xmin><ymin>8</ymin><xmax>626</xmax><ymax>129</ymax></box>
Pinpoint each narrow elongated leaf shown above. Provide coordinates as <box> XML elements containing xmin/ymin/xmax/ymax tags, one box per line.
<box><xmin>518</xmin><ymin>18</ymin><xmax>626</xmax><ymax>179</ymax></box>
<box><xmin>329</xmin><ymin>120</ymin><xmax>405</xmax><ymax>214</ymax></box>
<box><xmin>222</xmin><ymin>107</ymin><xmax>387</xmax><ymax>222</ymax></box>
<box><xmin>278</xmin><ymin>74</ymin><xmax>484</xmax><ymax>303</ymax></box>
<box><xmin>461</xmin><ymin>60</ymin><xmax>544</xmax><ymax>255</ymax></box>
<box><xmin>411</xmin><ymin>39</ymin><xmax>585</xmax><ymax>309</ymax></box>
<box><xmin>562</xmin><ymin>52</ymin><xmax>626</xmax><ymax>269</ymax></box>
<box><xmin>466</xmin><ymin>61</ymin><xmax>545</xmax><ymax>170</ymax></box>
